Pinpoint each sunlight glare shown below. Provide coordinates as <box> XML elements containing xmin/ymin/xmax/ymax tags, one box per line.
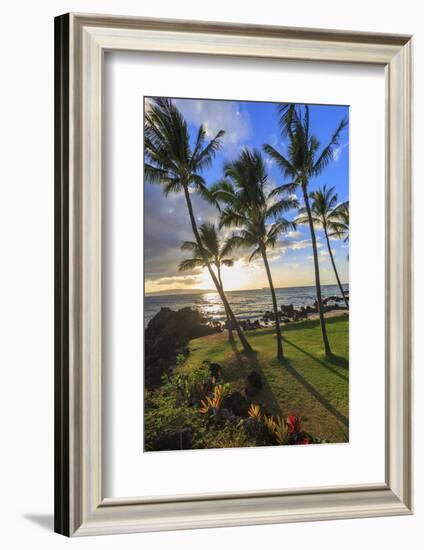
<box><xmin>198</xmin><ymin>262</ymin><xmax>261</xmax><ymax>292</ymax></box>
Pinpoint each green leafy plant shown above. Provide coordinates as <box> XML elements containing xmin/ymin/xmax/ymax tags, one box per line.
<box><xmin>175</xmin><ymin>353</ymin><xmax>186</xmax><ymax>369</ymax></box>
<box><xmin>168</xmin><ymin>366</ymin><xmax>212</xmax><ymax>405</ymax></box>
<box><xmin>144</xmin><ymin>389</ymin><xmax>202</xmax><ymax>451</ymax></box>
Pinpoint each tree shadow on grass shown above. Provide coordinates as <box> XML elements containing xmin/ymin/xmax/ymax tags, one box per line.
<box><xmin>280</xmin><ymin>357</ymin><xmax>349</xmax><ymax>428</ymax></box>
<box><xmin>327</xmin><ymin>353</ymin><xmax>349</xmax><ymax>368</ymax></box>
<box><xmin>229</xmin><ymin>340</ymin><xmax>282</xmax><ymax>415</ymax></box>
<box><xmin>283</xmin><ymin>336</ymin><xmax>348</xmax><ymax>382</ymax></box>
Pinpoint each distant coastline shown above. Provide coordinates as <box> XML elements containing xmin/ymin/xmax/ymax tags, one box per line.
<box><xmin>145</xmin><ymin>288</ymin><xmax>215</xmax><ymax>297</ymax></box>
<box><xmin>145</xmin><ymin>282</ymin><xmax>349</xmax><ymax>298</ymax></box>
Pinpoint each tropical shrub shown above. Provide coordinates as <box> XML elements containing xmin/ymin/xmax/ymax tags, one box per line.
<box><xmin>247</xmin><ymin>403</ymin><xmax>262</xmax><ymax>421</ymax></box>
<box><xmin>199</xmin><ymin>384</ymin><xmax>231</xmax><ymax>415</ymax></box>
<box><xmin>272</xmin><ymin>416</ymin><xmax>288</xmax><ymax>444</ymax></box>
<box><xmin>162</xmin><ymin>365</ymin><xmax>212</xmax><ymax>405</ymax></box>
<box><xmin>145</xmin><ymin>356</ymin><xmax>324</xmax><ymax>450</ymax></box>
<box><xmin>144</xmin><ymin>388</ymin><xmax>202</xmax><ymax>451</ymax></box>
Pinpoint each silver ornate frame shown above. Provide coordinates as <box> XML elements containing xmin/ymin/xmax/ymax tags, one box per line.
<box><xmin>54</xmin><ymin>13</ymin><xmax>413</xmax><ymax>536</ymax></box>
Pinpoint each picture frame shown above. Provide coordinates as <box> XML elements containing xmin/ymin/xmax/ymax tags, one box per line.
<box><xmin>54</xmin><ymin>13</ymin><xmax>413</xmax><ymax>536</ymax></box>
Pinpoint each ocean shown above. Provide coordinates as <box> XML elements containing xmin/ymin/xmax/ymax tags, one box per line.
<box><xmin>144</xmin><ymin>283</ymin><xmax>348</xmax><ymax>326</ymax></box>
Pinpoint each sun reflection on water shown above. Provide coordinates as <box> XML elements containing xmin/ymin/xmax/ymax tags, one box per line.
<box><xmin>199</xmin><ymin>292</ymin><xmax>222</xmax><ymax>319</ymax></box>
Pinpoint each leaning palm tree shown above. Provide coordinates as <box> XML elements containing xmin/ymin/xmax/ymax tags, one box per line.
<box><xmin>214</xmin><ymin>149</ymin><xmax>298</xmax><ymax>360</ymax></box>
<box><xmin>263</xmin><ymin>104</ymin><xmax>347</xmax><ymax>357</ymax></box>
<box><xmin>144</xmin><ymin>97</ymin><xmax>252</xmax><ymax>352</ymax></box>
<box><xmin>297</xmin><ymin>185</ymin><xmax>349</xmax><ymax>308</ymax></box>
<box><xmin>179</xmin><ymin>222</ymin><xmax>237</xmax><ymax>341</ymax></box>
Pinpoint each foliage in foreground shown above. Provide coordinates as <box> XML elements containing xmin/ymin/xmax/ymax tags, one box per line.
<box><xmin>144</xmin><ymin>357</ymin><xmax>326</xmax><ymax>451</ymax></box>
<box><xmin>183</xmin><ymin>316</ymin><xmax>349</xmax><ymax>442</ymax></box>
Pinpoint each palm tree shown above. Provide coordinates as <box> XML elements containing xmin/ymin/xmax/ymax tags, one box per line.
<box><xmin>144</xmin><ymin>97</ymin><xmax>252</xmax><ymax>352</ymax></box>
<box><xmin>214</xmin><ymin>149</ymin><xmax>298</xmax><ymax>360</ymax></box>
<box><xmin>263</xmin><ymin>104</ymin><xmax>347</xmax><ymax>357</ymax></box>
<box><xmin>329</xmin><ymin>200</ymin><xmax>349</xmax><ymax>243</ymax></box>
<box><xmin>297</xmin><ymin>185</ymin><xmax>349</xmax><ymax>308</ymax></box>
<box><xmin>179</xmin><ymin>222</ymin><xmax>237</xmax><ymax>341</ymax></box>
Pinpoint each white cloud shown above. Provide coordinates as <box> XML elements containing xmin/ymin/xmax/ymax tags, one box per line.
<box><xmin>173</xmin><ymin>98</ymin><xmax>251</xmax><ymax>152</ymax></box>
<box><xmin>146</xmin><ymin>274</ymin><xmax>203</xmax><ymax>291</ymax></box>
<box><xmin>269</xmin><ymin>133</ymin><xmax>278</xmax><ymax>147</ymax></box>
<box><xmin>286</xmin><ymin>239</ymin><xmax>323</xmax><ymax>251</ymax></box>
<box><xmin>332</xmin><ymin>142</ymin><xmax>348</xmax><ymax>162</ymax></box>
<box><xmin>289</xmin><ymin>239</ymin><xmax>311</xmax><ymax>250</ymax></box>
<box><xmin>259</xmin><ymin>236</ymin><xmax>322</xmax><ymax>263</ymax></box>
<box><xmin>268</xmin><ymin>132</ymin><xmax>286</xmax><ymax>151</ymax></box>
<box><xmin>306</xmin><ymin>249</ymin><xmax>334</xmax><ymax>261</ymax></box>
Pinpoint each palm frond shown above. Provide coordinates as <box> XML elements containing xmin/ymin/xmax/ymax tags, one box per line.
<box><xmin>180</xmin><ymin>240</ymin><xmax>199</xmax><ymax>252</ymax></box>
<box><xmin>194</xmin><ymin>129</ymin><xmax>225</xmax><ymax>170</ymax></box>
<box><xmin>199</xmin><ymin>222</ymin><xmax>219</xmax><ymax>257</ymax></box>
<box><xmin>226</xmin><ymin>234</ymin><xmax>255</xmax><ymax>250</ymax></box>
<box><xmin>209</xmin><ymin>179</ymin><xmax>238</xmax><ymax>207</ymax></box>
<box><xmin>178</xmin><ymin>258</ymin><xmax>205</xmax><ymax>272</ymax></box>
<box><xmin>262</xmin><ymin>144</ymin><xmax>298</xmax><ymax>179</ymax></box>
<box><xmin>248</xmin><ymin>247</ymin><xmax>262</xmax><ymax>262</ymax></box>
<box><xmin>221</xmin><ymin>258</ymin><xmax>234</xmax><ymax>267</ymax></box>
<box><xmin>219</xmin><ymin>208</ymin><xmax>248</xmax><ymax>229</ymax></box>
<box><xmin>219</xmin><ymin>237</ymin><xmax>237</xmax><ymax>259</ymax></box>
<box><xmin>312</xmin><ymin>118</ymin><xmax>348</xmax><ymax>176</ymax></box>
<box><xmin>190</xmin><ymin>125</ymin><xmax>206</xmax><ymax>166</ymax></box>
<box><xmin>193</xmin><ymin>179</ymin><xmax>221</xmax><ymax>210</ymax></box>
<box><xmin>164</xmin><ymin>178</ymin><xmax>183</xmax><ymax>196</ymax></box>
<box><xmin>296</xmin><ymin>215</ymin><xmax>311</xmax><ymax>225</ymax></box>
<box><xmin>266</xmin><ymin>219</ymin><xmax>296</xmax><ymax>245</ymax></box>
<box><xmin>276</xmin><ymin>103</ymin><xmax>297</xmax><ymax>139</ymax></box>
<box><xmin>267</xmin><ymin>196</ymin><xmax>299</xmax><ymax>219</ymax></box>
<box><xmin>144</xmin><ymin>164</ymin><xmax>172</xmax><ymax>185</ymax></box>
<box><xmin>268</xmin><ymin>182</ymin><xmax>299</xmax><ymax>198</ymax></box>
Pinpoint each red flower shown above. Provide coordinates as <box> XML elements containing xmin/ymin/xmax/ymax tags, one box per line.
<box><xmin>300</xmin><ymin>438</ymin><xmax>311</xmax><ymax>445</ymax></box>
<box><xmin>287</xmin><ymin>415</ymin><xmax>302</xmax><ymax>434</ymax></box>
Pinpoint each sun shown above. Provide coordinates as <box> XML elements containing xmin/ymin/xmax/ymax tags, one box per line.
<box><xmin>198</xmin><ymin>261</ymin><xmax>260</xmax><ymax>292</ymax></box>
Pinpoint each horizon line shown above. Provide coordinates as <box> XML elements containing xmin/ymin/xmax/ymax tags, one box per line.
<box><xmin>145</xmin><ymin>281</ymin><xmax>349</xmax><ymax>297</ymax></box>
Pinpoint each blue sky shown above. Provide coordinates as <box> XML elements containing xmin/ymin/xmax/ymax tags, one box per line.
<box><xmin>144</xmin><ymin>98</ymin><xmax>349</xmax><ymax>293</ymax></box>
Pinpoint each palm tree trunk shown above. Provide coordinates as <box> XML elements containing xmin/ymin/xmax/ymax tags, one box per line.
<box><xmin>324</xmin><ymin>227</ymin><xmax>349</xmax><ymax>309</ymax></box>
<box><xmin>303</xmin><ymin>187</ymin><xmax>332</xmax><ymax>357</ymax></box>
<box><xmin>217</xmin><ymin>265</ymin><xmax>234</xmax><ymax>342</ymax></box>
<box><xmin>183</xmin><ymin>186</ymin><xmax>252</xmax><ymax>352</ymax></box>
<box><xmin>261</xmin><ymin>247</ymin><xmax>284</xmax><ymax>360</ymax></box>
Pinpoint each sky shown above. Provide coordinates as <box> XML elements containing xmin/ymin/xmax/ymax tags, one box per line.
<box><xmin>144</xmin><ymin>97</ymin><xmax>349</xmax><ymax>294</ymax></box>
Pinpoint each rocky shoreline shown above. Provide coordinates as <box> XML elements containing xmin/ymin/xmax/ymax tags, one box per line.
<box><xmin>145</xmin><ymin>307</ymin><xmax>218</xmax><ymax>388</ymax></box>
<box><xmin>222</xmin><ymin>294</ymin><xmax>349</xmax><ymax>331</ymax></box>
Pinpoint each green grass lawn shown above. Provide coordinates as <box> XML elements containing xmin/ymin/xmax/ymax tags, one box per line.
<box><xmin>178</xmin><ymin>314</ymin><xmax>349</xmax><ymax>442</ymax></box>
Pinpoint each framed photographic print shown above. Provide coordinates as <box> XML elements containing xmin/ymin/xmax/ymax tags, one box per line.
<box><xmin>54</xmin><ymin>13</ymin><xmax>413</xmax><ymax>536</ymax></box>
